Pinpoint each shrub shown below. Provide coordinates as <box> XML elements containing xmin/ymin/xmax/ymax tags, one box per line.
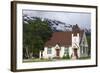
<box><xmin>62</xmin><ymin>54</ymin><xmax>70</xmax><ymax>59</ymax></box>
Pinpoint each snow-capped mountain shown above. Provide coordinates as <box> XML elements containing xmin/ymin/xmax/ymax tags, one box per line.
<box><xmin>23</xmin><ymin>15</ymin><xmax>72</xmax><ymax>32</ymax></box>
<box><xmin>23</xmin><ymin>15</ymin><xmax>91</xmax><ymax>34</ymax></box>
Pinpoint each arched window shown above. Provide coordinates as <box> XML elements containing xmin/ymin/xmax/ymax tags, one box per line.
<box><xmin>47</xmin><ymin>48</ymin><xmax>52</xmax><ymax>54</ymax></box>
<box><xmin>64</xmin><ymin>47</ymin><xmax>69</xmax><ymax>55</ymax></box>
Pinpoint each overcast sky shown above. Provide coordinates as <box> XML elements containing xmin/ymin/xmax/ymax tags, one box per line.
<box><xmin>23</xmin><ymin>10</ymin><xmax>91</xmax><ymax>29</ymax></box>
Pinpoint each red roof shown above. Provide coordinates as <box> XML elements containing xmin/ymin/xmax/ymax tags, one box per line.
<box><xmin>45</xmin><ymin>24</ymin><xmax>84</xmax><ymax>47</ymax></box>
<box><xmin>45</xmin><ymin>32</ymin><xmax>72</xmax><ymax>47</ymax></box>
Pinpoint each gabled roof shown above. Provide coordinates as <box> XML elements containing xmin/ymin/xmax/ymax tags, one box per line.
<box><xmin>45</xmin><ymin>24</ymin><xmax>84</xmax><ymax>47</ymax></box>
<box><xmin>45</xmin><ymin>32</ymin><xmax>72</xmax><ymax>47</ymax></box>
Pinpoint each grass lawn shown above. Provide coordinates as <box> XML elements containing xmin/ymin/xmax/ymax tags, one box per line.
<box><xmin>23</xmin><ymin>58</ymin><xmax>71</xmax><ymax>63</ymax></box>
<box><xmin>23</xmin><ymin>56</ymin><xmax>91</xmax><ymax>63</ymax></box>
<box><xmin>78</xmin><ymin>56</ymin><xmax>91</xmax><ymax>60</ymax></box>
<box><xmin>23</xmin><ymin>58</ymin><xmax>53</xmax><ymax>63</ymax></box>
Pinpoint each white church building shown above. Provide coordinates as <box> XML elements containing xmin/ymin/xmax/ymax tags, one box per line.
<box><xmin>39</xmin><ymin>24</ymin><xmax>89</xmax><ymax>59</ymax></box>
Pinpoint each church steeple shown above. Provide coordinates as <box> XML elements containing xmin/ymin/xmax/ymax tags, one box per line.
<box><xmin>72</xmin><ymin>24</ymin><xmax>80</xmax><ymax>36</ymax></box>
<box><xmin>72</xmin><ymin>24</ymin><xmax>80</xmax><ymax>31</ymax></box>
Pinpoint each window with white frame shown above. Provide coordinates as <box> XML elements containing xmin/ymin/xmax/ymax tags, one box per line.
<box><xmin>64</xmin><ymin>48</ymin><xmax>69</xmax><ymax>55</ymax></box>
<box><xmin>47</xmin><ymin>48</ymin><xmax>52</xmax><ymax>54</ymax></box>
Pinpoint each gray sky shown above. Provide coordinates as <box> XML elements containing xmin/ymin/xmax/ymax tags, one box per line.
<box><xmin>23</xmin><ymin>10</ymin><xmax>91</xmax><ymax>29</ymax></box>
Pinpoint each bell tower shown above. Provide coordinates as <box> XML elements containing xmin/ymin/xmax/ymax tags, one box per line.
<box><xmin>71</xmin><ymin>24</ymin><xmax>80</xmax><ymax>59</ymax></box>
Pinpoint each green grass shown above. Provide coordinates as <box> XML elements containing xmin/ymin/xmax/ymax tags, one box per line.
<box><xmin>23</xmin><ymin>57</ymin><xmax>71</xmax><ymax>63</ymax></box>
<box><xmin>23</xmin><ymin>58</ymin><xmax>53</xmax><ymax>63</ymax></box>
<box><xmin>78</xmin><ymin>56</ymin><xmax>91</xmax><ymax>60</ymax></box>
<box><xmin>23</xmin><ymin>56</ymin><xmax>90</xmax><ymax>63</ymax></box>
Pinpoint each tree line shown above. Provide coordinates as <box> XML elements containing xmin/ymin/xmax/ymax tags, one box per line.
<box><xmin>23</xmin><ymin>18</ymin><xmax>53</xmax><ymax>59</ymax></box>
